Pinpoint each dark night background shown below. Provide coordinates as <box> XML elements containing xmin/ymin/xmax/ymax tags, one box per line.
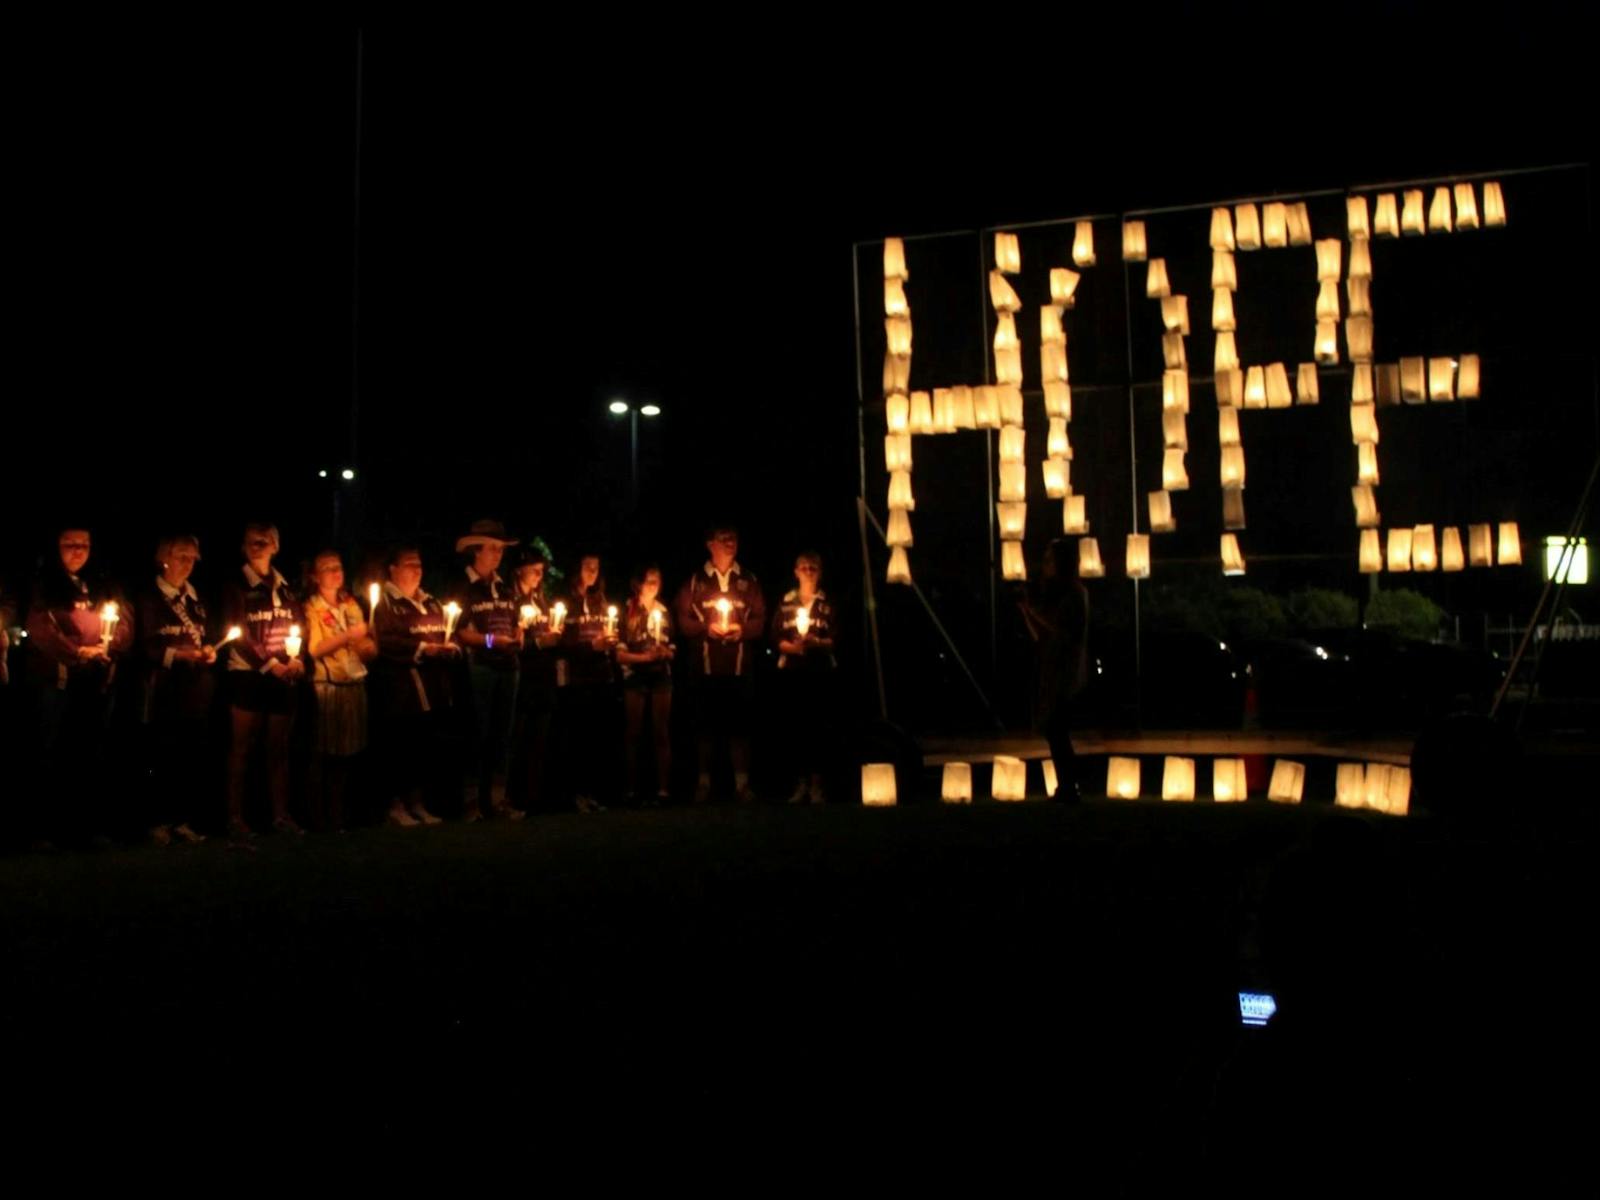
<box><xmin>6</xmin><ymin>12</ymin><xmax>1594</xmax><ymax>724</ymax></box>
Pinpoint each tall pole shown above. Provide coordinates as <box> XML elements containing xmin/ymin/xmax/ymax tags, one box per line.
<box><xmin>349</xmin><ymin>28</ymin><xmax>365</xmax><ymax>474</ymax></box>
<box><xmin>630</xmin><ymin>408</ymin><xmax>640</xmax><ymax>508</ymax></box>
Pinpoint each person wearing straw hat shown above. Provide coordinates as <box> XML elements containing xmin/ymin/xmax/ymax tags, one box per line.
<box><xmin>450</xmin><ymin>519</ymin><xmax>526</xmax><ymax>822</ymax></box>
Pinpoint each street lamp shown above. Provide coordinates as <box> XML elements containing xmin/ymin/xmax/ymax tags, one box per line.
<box><xmin>606</xmin><ymin>400</ymin><xmax>661</xmax><ymax>507</ymax></box>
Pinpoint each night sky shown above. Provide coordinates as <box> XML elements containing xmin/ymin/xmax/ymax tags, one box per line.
<box><xmin>6</xmin><ymin>14</ymin><xmax>1591</xmax><ymax>618</ymax></box>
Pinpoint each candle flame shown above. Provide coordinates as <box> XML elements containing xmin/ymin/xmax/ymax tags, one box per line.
<box><xmin>224</xmin><ymin>626</ymin><xmax>242</xmax><ymax>643</ymax></box>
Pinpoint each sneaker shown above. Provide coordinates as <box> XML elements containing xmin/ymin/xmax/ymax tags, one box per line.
<box><xmin>227</xmin><ymin>820</ymin><xmax>257</xmax><ymax>842</ymax></box>
<box><xmin>173</xmin><ymin>823</ymin><xmax>207</xmax><ymax>845</ymax></box>
<box><xmin>412</xmin><ymin>806</ymin><xmax>443</xmax><ymax>826</ymax></box>
<box><xmin>574</xmin><ymin>795</ymin><xmax>605</xmax><ymax>814</ymax></box>
<box><xmin>693</xmin><ymin>777</ymin><xmax>712</xmax><ymax>805</ymax></box>
<box><xmin>786</xmin><ymin>782</ymin><xmax>808</xmax><ymax>805</ymax></box>
<box><xmin>463</xmin><ymin>802</ymin><xmax>484</xmax><ymax>824</ymax></box>
<box><xmin>150</xmin><ymin>825</ymin><xmax>173</xmax><ymax>847</ymax></box>
<box><xmin>735</xmin><ymin>783</ymin><xmax>758</xmax><ymax>805</ymax></box>
<box><xmin>272</xmin><ymin>816</ymin><xmax>306</xmax><ymax>837</ymax></box>
<box><xmin>808</xmin><ymin>782</ymin><xmax>827</xmax><ymax>806</ymax></box>
<box><xmin>493</xmin><ymin>804</ymin><xmax>527</xmax><ymax>822</ymax></box>
<box><xmin>388</xmin><ymin>808</ymin><xmax>420</xmax><ymax>828</ymax></box>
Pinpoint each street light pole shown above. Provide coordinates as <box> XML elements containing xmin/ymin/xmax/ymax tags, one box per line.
<box><xmin>630</xmin><ymin>407</ymin><xmax>639</xmax><ymax>509</ymax></box>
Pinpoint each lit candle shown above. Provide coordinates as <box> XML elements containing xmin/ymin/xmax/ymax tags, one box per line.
<box><xmin>605</xmin><ymin>605</ymin><xmax>618</xmax><ymax>638</ymax></box>
<box><xmin>795</xmin><ymin>606</ymin><xmax>812</xmax><ymax>638</ymax></box>
<box><xmin>368</xmin><ymin>583</ymin><xmax>381</xmax><ymax>615</ymax></box>
<box><xmin>442</xmin><ymin>602</ymin><xmax>461</xmax><ymax>642</ymax></box>
<box><xmin>519</xmin><ymin>603</ymin><xmax>538</xmax><ymax>628</ymax></box>
<box><xmin>715</xmin><ymin>597</ymin><xmax>732</xmax><ymax>633</ymax></box>
<box><xmin>211</xmin><ymin>625</ymin><xmax>243</xmax><ymax>654</ymax></box>
<box><xmin>550</xmin><ymin>601</ymin><xmax>567</xmax><ymax>634</ymax></box>
<box><xmin>648</xmin><ymin>608</ymin><xmax>664</xmax><ymax>644</ymax></box>
<box><xmin>284</xmin><ymin>623</ymin><xmax>303</xmax><ymax>659</ymax></box>
<box><xmin>98</xmin><ymin>601</ymin><xmax>120</xmax><ymax>648</ymax></box>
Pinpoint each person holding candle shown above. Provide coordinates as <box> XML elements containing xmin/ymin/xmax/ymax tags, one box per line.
<box><xmin>673</xmin><ymin>525</ymin><xmax>766</xmax><ymax>804</ymax></box>
<box><xmin>450</xmin><ymin>520</ymin><xmax>525</xmax><ymax>822</ymax></box>
<box><xmin>220</xmin><ymin>523</ymin><xmax>305</xmax><ymax>838</ymax></box>
<box><xmin>24</xmin><ymin>526</ymin><xmax>134</xmax><ymax>846</ymax></box>
<box><xmin>305</xmin><ymin>550</ymin><xmax>377</xmax><ymax>832</ymax></box>
<box><xmin>371</xmin><ymin>545</ymin><xmax>458</xmax><ymax>826</ymax></box>
<box><xmin>616</xmin><ymin>564</ymin><xmax>676</xmax><ymax>806</ymax></box>
<box><xmin>556</xmin><ymin>553</ymin><xmax>619</xmax><ymax>813</ymax></box>
<box><xmin>770</xmin><ymin>551</ymin><xmax>837</xmax><ymax>805</ymax></box>
<box><xmin>135</xmin><ymin>534</ymin><xmax>217</xmax><ymax>845</ymax></box>
<box><xmin>1016</xmin><ymin>537</ymin><xmax>1089</xmax><ymax>804</ymax></box>
<box><xmin>508</xmin><ymin>544</ymin><xmax>562</xmax><ymax>814</ymax></box>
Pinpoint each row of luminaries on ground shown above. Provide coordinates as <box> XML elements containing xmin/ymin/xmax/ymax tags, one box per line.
<box><xmin>0</xmin><ymin>520</ymin><xmax>840</xmax><ymax>846</ymax></box>
<box><xmin>864</xmin><ymin>756</ymin><xmax>1411</xmax><ymax>812</ymax></box>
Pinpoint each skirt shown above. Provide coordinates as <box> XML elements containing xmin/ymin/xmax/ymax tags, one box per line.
<box><xmin>314</xmin><ymin>680</ymin><xmax>369</xmax><ymax>757</ymax></box>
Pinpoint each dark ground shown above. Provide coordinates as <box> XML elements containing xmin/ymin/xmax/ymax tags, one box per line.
<box><xmin>3</xmin><ymin>799</ymin><xmax>1592</xmax><ymax>1181</ymax></box>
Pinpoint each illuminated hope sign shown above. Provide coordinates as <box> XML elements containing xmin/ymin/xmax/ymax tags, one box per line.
<box><xmin>877</xmin><ymin>181</ymin><xmax>1523</xmax><ymax>585</ymax></box>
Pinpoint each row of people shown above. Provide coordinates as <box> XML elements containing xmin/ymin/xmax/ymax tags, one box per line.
<box><xmin>0</xmin><ymin>519</ymin><xmax>839</xmax><ymax>846</ymax></box>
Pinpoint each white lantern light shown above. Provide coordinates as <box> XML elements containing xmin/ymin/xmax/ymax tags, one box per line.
<box><xmin>998</xmin><ymin>386</ymin><xmax>1024</xmax><ymax>427</ymax></box>
<box><xmin>1376</xmin><ymin>363</ymin><xmax>1401</xmax><ymax>406</ymax></box>
<box><xmin>1457</xmin><ymin>354</ymin><xmax>1481</xmax><ymax>399</ymax></box>
<box><xmin>1044</xmin><ymin>381</ymin><xmax>1072</xmax><ymax>419</ymax></box>
<box><xmin>1296</xmin><ymin>363</ymin><xmax>1320</xmax><ymax>405</ymax></box>
<box><xmin>1352</xmin><ymin>484</ymin><xmax>1380</xmax><ymax>527</ymax></box>
<box><xmin>942</xmin><ymin>762</ymin><xmax>973</xmax><ymax>804</ymax></box>
<box><xmin>1335</xmin><ymin>762</ymin><xmax>1366</xmax><ymax>808</ymax></box>
<box><xmin>1454</xmin><ymin>183</ymin><xmax>1479</xmax><ymax>230</ymax></box>
<box><xmin>994</xmin><ymin>231</ymin><xmax>1021</xmax><ymax>274</ymax></box>
<box><xmin>1211</xmin><ymin>250</ymin><xmax>1237</xmax><ymax>291</ymax></box>
<box><xmin>884</xmin><ymin>354</ymin><xmax>912</xmax><ymax>394</ymax></box>
<box><xmin>886</xmin><ymin>509</ymin><xmax>913</xmax><ymax>548</ymax></box>
<box><xmin>1041</xmin><ymin>342</ymin><xmax>1069</xmax><ymax>384</ymax></box>
<box><xmin>993</xmin><ymin>313</ymin><xmax>1018</xmax><ymax>354</ymax></box>
<box><xmin>1234</xmin><ymin>203</ymin><xmax>1262</xmax><ymax>250</ymax></box>
<box><xmin>884</xmin><ymin>278</ymin><xmax>908</xmax><ymax>317</ymax></box>
<box><xmin>1412</xmin><ymin>524</ymin><xmax>1437</xmax><ymax>571</ymax></box>
<box><xmin>1212</xmin><ymin>287</ymin><xmax>1236</xmax><ymax>331</ymax></box>
<box><xmin>1373</xmin><ymin>193</ymin><xmax>1400</xmax><ymax>238</ymax></box>
<box><xmin>1348</xmin><ymin>238</ymin><xmax>1373</xmax><ymax>280</ymax></box>
<box><xmin>1146</xmin><ymin>258</ymin><xmax>1170</xmax><ymax>299</ymax></box>
<box><xmin>885</xmin><ymin>393</ymin><xmax>909</xmax><ymax>433</ymax></box>
<box><xmin>1498</xmin><ymin>522</ymin><xmax>1522</xmax><ymax>566</ymax></box>
<box><xmin>1244</xmin><ymin>366</ymin><xmax>1267</xmax><ymax>409</ymax></box>
<box><xmin>1122</xmin><ymin>220</ymin><xmax>1148</xmax><ymax>262</ymax></box>
<box><xmin>989</xmin><ymin>270</ymin><xmax>1021</xmax><ymax>314</ymax></box>
<box><xmin>1428</xmin><ymin>357</ymin><xmax>1455</xmax><ymax>402</ymax></box>
<box><xmin>1262</xmin><ymin>201</ymin><xmax>1288</xmax><ymax>248</ymax></box>
<box><xmin>1047</xmin><ymin>417</ymin><xmax>1072</xmax><ymax>459</ymax></box>
<box><xmin>994</xmin><ymin>347</ymin><xmax>1023</xmax><ymax>386</ymax></box>
<box><xmin>886</xmin><ymin>316</ymin><xmax>912</xmax><ymax>356</ymax></box>
<box><xmin>1316</xmin><ymin>319</ymin><xmax>1342</xmax><ymax>365</ymax></box>
<box><xmin>1544</xmin><ymin>536</ymin><xmax>1589</xmax><ymax>584</ymax></box>
<box><xmin>1106</xmin><ymin>756</ymin><xmax>1141</xmax><ymax>800</ymax></box>
<box><xmin>1162</xmin><ymin>408</ymin><xmax>1187</xmax><ymax>450</ymax></box>
<box><xmin>1401</xmin><ymin>189</ymin><xmax>1426</xmax><ymax>235</ymax></box>
<box><xmin>1077</xmin><ymin>537</ymin><xmax>1104</xmax><ymax>577</ymax></box>
<box><xmin>1001</xmin><ymin>540</ymin><xmax>1027</xmax><ymax>582</ymax></box>
<box><xmin>1220</xmin><ymin>445</ymin><xmax>1246</xmax><ymax>489</ymax></box>
<box><xmin>1352</xmin><ymin>364</ymin><xmax>1375</xmax><ymax>404</ymax></box>
<box><xmin>1161</xmin><ymin>756</ymin><xmax>1196</xmax><ymax>801</ymax></box>
<box><xmin>1347</xmin><ymin>277</ymin><xmax>1372</xmax><ymax>317</ymax></box>
<box><xmin>1315</xmin><ymin>239</ymin><xmax>1342</xmax><ymax>282</ymax></box>
<box><xmin>885</xmin><ymin>434</ymin><xmax>912</xmax><ymax>472</ymax></box>
<box><xmin>991</xmin><ymin>755</ymin><xmax>1028</xmax><ymax>802</ymax></box>
<box><xmin>1427</xmin><ymin>187</ymin><xmax>1453</xmax><ymax>233</ymax></box>
<box><xmin>1358</xmin><ymin>442</ymin><xmax>1380</xmax><ymax>486</ymax></box>
<box><xmin>1399</xmin><ymin>357</ymin><xmax>1426</xmax><ymax>404</ymax></box>
<box><xmin>1440</xmin><ymin>526</ymin><xmax>1465</xmax><ymax>572</ymax></box>
<box><xmin>1214</xmin><ymin>331</ymin><xmax>1239</xmax><ymax>374</ymax></box>
<box><xmin>1050</xmin><ymin>268</ymin><xmax>1081</xmax><ymax>306</ymax></box>
<box><xmin>1073</xmin><ymin>220</ymin><xmax>1097</xmax><ymax>266</ymax></box>
<box><xmin>1161</xmin><ymin>294</ymin><xmax>1190</xmax><ymax>334</ymax></box>
<box><xmin>1468</xmin><ymin>523</ymin><xmax>1494</xmax><ymax>567</ymax></box>
<box><xmin>1220</xmin><ymin>533</ymin><xmax>1246</xmax><ymax>576</ymax></box>
<box><xmin>996</xmin><ymin>502</ymin><xmax>1027</xmax><ymax>539</ymax></box>
<box><xmin>951</xmin><ymin>386</ymin><xmax>976</xmax><ymax>429</ymax></box>
<box><xmin>1287</xmin><ymin>202</ymin><xmax>1313</xmax><ymax>246</ymax></box>
<box><xmin>1316</xmin><ymin>281</ymin><xmax>1341</xmax><ymax>322</ymax></box>
<box><xmin>1387</xmin><ymin>527</ymin><xmax>1413</xmax><ymax>572</ymax></box>
<box><xmin>998</xmin><ymin>461</ymin><xmax>1026</xmax><ymax>502</ymax></box>
<box><xmin>883</xmin><ymin>238</ymin><xmax>908</xmax><ymax>281</ymax></box>
<box><xmin>1042</xmin><ymin>759</ymin><xmax>1059</xmax><ymax>798</ymax></box>
<box><xmin>1213</xmin><ymin>758</ymin><xmax>1248</xmax><ymax>802</ymax></box>
<box><xmin>973</xmin><ymin>386</ymin><xmax>1000</xmax><ymax>429</ymax></box>
<box><xmin>908</xmin><ymin>390</ymin><xmax>934</xmax><ymax>434</ymax></box>
<box><xmin>1162</xmin><ymin>449</ymin><xmax>1189</xmax><ymax>491</ymax></box>
<box><xmin>1483</xmin><ymin>181</ymin><xmax>1506</xmax><ymax>226</ymax></box>
<box><xmin>932</xmin><ymin>389</ymin><xmax>956</xmax><ymax>433</ymax></box>
<box><xmin>887</xmin><ymin>470</ymin><xmax>915</xmax><ymax>510</ymax></box>
<box><xmin>1042</xmin><ymin>458</ymin><xmax>1070</xmax><ymax>499</ymax></box>
<box><xmin>861</xmin><ymin>763</ymin><xmax>897</xmax><ymax>806</ymax></box>
<box><xmin>1210</xmin><ymin>207</ymin><xmax>1235</xmax><ymax>251</ymax></box>
<box><xmin>1149</xmin><ymin>489</ymin><xmax>1176</xmax><ymax>533</ymax></box>
<box><xmin>1267</xmin><ymin>760</ymin><xmax>1305</xmax><ymax>804</ymax></box>
<box><xmin>1040</xmin><ymin>305</ymin><xmax>1065</xmax><ymax>345</ymax></box>
<box><xmin>1347</xmin><ymin>195</ymin><xmax>1370</xmax><ymax>240</ymax></box>
<box><xmin>999</xmin><ymin>425</ymin><xmax>1025</xmax><ymax>463</ymax></box>
<box><xmin>1218</xmin><ymin>408</ymin><xmax>1241</xmax><ymax>447</ymax></box>
<box><xmin>1162</xmin><ymin>369</ymin><xmax>1190</xmax><ymax>413</ymax></box>
<box><xmin>1265</xmin><ymin>363</ymin><xmax>1292</xmax><ymax>409</ymax></box>
<box><xmin>1215</xmin><ymin>369</ymin><xmax>1243</xmax><ymax>408</ymax></box>
<box><xmin>1359</xmin><ymin>528</ymin><xmax>1383</xmax><ymax>573</ymax></box>
<box><xmin>1223</xmin><ymin>487</ymin><xmax>1246</xmax><ymax>531</ymax></box>
<box><xmin>1125</xmin><ymin>533</ymin><xmax>1151</xmax><ymax>579</ymax></box>
<box><xmin>886</xmin><ymin>546</ymin><xmax>912</xmax><ymax>585</ymax></box>
<box><xmin>1162</xmin><ymin>331</ymin><xmax>1187</xmax><ymax>370</ymax></box>
<box><xmin>1344</xmin><ymin>316</ymin><xmax>1373</xmax><ymax>362</ymax></box>
<box><xmin>1063</xmin><ymin>495</ymin><xmax>1089</xmax><ymax>534</ymax></box>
